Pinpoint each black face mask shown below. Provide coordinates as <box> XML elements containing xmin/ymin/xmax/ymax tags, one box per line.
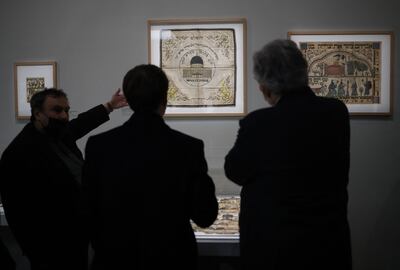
<box><xmin>44</xmin><ymin>118</ymin><xmax>68</xmax><ymax>138</ymax></box>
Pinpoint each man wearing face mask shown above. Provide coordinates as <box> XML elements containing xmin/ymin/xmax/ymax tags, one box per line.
<box><xmin>0</xmin><ymin>88</ymin><xmax>127</xmax><ymax>270</ymax></box>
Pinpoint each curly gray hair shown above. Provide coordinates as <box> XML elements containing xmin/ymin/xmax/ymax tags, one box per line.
<box><xmin>253</xmin><ymin>39</ymin><xmax>308</xmax><ymax>95</ymax></box>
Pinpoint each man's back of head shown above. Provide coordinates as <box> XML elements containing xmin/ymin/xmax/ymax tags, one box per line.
<box><xmin>122</xmin><ymin>64</ymin><xmax>169</xmax><ymax>115</ymax></box>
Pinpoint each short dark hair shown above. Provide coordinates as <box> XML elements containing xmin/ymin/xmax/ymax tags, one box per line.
<box><xmin>253</xmin><ymin>39</ymin><xmax>308</xmax><ymax>95</ymax></box>
<box><xmin>122</xmin><ymin>64</ymin><xmax>169</xmax><ymax>113</ymax></box>
<box><xmin>30</xmin><ymin>88</ymin><xmax>68</xmax><ymax>121</ymax></box>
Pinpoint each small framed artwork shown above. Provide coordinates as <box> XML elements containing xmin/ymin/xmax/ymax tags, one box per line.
<box><xmin>288</xmin><ymin>31</ymin><xmax>394</xmax><ymax>116</ymax></box>
<box><xmin>14</xmin><ymin>61</ymin><xmax>57</xmax><ymax>120</ymax></box>
<box><xmin>148</xmin><ymin>18</ymin><xmax>247</xmax><ymax>117</ymax></box>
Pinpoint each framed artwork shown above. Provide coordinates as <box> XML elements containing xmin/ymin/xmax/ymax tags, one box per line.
<box><xmin>148</xmin><ymin>18</ymin><xmax>247</xmax><ymax>117</ymax></box>
<box><xmin>288</xmin><ymin>31</ymin><xmax>394</xmax><ymax>116</ymax></box>
<box><xmin>14</xmin><ymin>61</ymin><xmax>57</xmax><ymax>120</ymax></box>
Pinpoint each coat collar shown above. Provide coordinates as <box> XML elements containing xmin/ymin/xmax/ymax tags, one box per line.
<box><xmin>276</xmin><ymin>86</ymin><xmax>315</xmax><ymax>105</ymax></box>
<box><xmin>124</xmin><ymin>111</ymin><xmax>166</xmax><ymax>127</ymax></box>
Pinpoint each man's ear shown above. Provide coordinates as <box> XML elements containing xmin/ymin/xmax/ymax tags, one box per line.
<box><xmin>158</xmin><ymin>96</ymin><xmax>168</xmax><ymax>116</ymax></box>
<box><xmin>259</xmin><ymin>84</ymin><xmax>271</xmax><ymax>99</ymax></box>
<box><xmin>33</xmin><ymin>109</ymin><xmax>43</xmax><ymax>121</ymax></box>
<box><xmin>33</xmin><ymin>109</ymin><xmax>40</xmax><ymax>119</ymax></box>
<box><xmin>258</xmin><ymin>84</ymin><xmax>279</xmax><ymax>106</ymax></box>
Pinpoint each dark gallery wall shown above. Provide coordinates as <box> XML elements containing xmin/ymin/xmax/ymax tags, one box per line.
<box><xmin>0</xmin><ymin>0</ymin><xmax>399</xmax><ymax>269</ymax></box>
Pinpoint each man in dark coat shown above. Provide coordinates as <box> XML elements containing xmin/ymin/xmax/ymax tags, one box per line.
<box><xmin>0</xmin><ymin>88</ymin><xmax>127</xmax><ymax>270</ymax></box>
<box><xmin>0</xmin><ymin>236</ymin><xmax>15</xmax><ymax>270</ymax></box>
<box><xmin>224</xmin><ymin>39</ymin><xmax>352</xmax><ymax>270</ymax></box>
<box><xmin>82</xmin><ymin>64</ymin><xmax>218</xmax><ymax>270</ymax></box>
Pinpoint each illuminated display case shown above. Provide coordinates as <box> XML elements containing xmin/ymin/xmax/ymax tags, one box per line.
<box><xmin>193</xmin><ymin>195</ymin><xmax>240</xmax><ymax>240</ymax></box>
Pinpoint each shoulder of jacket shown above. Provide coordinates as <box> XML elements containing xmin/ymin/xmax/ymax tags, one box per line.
<box><xmin>87</xmin><ymin>125</ymin><xmax>124</xmax><ymax>144</ymax></box>
<box><xmin>240</xmin><ymin>107</ymin><xmax>274</xmax><ymax>125</ymax></box>
<box><xmin>317</xmin><ymin>96</ymin><xmax>349</xmax><ymax>113</ymax></box>
<box><xmin>2</xmin><ymin>126</ymin><xmax>39</xmax><ymax>160</ymax></box>
<box><xmin>167</xmin><ymin>128</ymin><xmax>203</xmax><ymax>146</ymax></box>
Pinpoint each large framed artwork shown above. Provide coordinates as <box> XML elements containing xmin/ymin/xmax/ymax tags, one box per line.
<box><xmin>14</xmin><ymin>61</ymin><xmax>57</xmax><ymax>120</ymax></box>
<box><xmin>288</xmin><ymin>32</ymin><xmax>394</xmax><ymax>116</ymax></box>
<box><xmin>148</xmin><ymin>18</ymin><xmax>247</xmax><ymax>117</ymax></box>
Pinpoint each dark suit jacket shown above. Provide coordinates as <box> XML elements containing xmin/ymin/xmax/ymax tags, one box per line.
<box><xmin>82</xmin><ymin>112</ymin><xmax>218</xmax><ymax>270</ymax></box>
<box><xmin>0</xmin><ymin>105</ymin><xmax>109</xmax><ymax>269</ymax></box>
<box><xmin>225</xmin><ymin>87</ymin><xmax>351</xmax><ymax>270</ymax></box>
<box><xmin>0</xmin><ymin>236</ymin><xmax>15</xmax><ymax>270</ymax></box>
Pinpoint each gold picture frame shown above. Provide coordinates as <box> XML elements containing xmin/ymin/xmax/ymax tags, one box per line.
<box><xmin>148</xmin><ymin>18</ymin><xmax>247</xmax><ymax>117</ymax></box>
<box><xmin>288</xmin><ymin>31</ymin><xmax>394</xmax><ymax>116</ymax></box>
<box><xmin>14</xmin><ymin>61</ymin><xmax>57</xmax><ymax>120</ymax></box>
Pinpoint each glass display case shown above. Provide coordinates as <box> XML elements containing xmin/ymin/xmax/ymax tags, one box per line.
<box><xmin>193</xmin><ymin>195</ymin><xmax>240</xmax><ymax>240</ymax></box>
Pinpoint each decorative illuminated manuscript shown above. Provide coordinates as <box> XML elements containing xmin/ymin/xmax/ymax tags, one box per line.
<box><xmin>192</xmin><ymin>196</ymin><xmax>239</xmax><ymax>238</ymax></box>
<box><xmin>26</xmin><ymin>77</ymin><xmax>45</xmax><ymax>102</ymax></box>
<box><xmin>160</xmin><ymin>29</ymin><xmax>236</xmax><ymax>107</ymax></box>
<box><xmin>300</xmin><ymin>41</ymin><xmax>380</xmax><ymax>105</ymax></box>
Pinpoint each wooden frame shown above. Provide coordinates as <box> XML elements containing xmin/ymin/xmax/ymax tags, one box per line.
<box><xmin>14</xmin><ymin>61</ymin><xmax>57</xmax><ymax>120</ymax></box>
<box><xmin>288</xmin><ymin>31</ymin><xmax>394</xmax><ymax>116</ymax></box>
<box><xmin>148</xmin><ymin>18</ymin><xmax>247</xmax><ymax>117</ymax></box>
